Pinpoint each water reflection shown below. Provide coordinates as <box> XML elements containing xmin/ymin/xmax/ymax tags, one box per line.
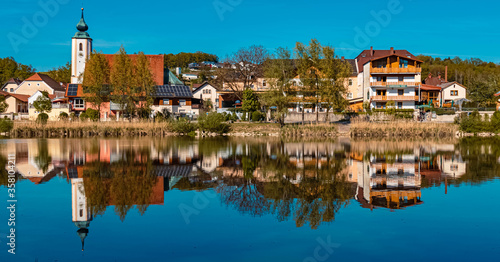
<box><xmin>2</xmin><ymin>137</ymin><xmax>500</xmax><ymax>251</ymax></box>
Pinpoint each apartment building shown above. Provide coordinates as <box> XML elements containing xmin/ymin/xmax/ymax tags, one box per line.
<box><xmin>355</xmin><ymin>47</ymin><xmax>423</xmax><ymax>110</ymax></box>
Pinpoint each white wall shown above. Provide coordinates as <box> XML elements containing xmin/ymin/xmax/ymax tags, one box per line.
<box><xmin>441</xmin><ymin>83</ymin><xmax>466</xmax><ymax>102</ymax></box>
<box><xmin>71</xmin><ymin>38</ymin><xmax>92</xmax><ymax>84</ymax></box>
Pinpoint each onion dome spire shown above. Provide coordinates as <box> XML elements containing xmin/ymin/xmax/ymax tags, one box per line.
<box><xmin>73</xmin><ymin>8</ymin><xmax>91</xmax><ymax>38</ymax></box>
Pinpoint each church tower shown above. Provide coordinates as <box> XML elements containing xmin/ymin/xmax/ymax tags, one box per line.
<box><xmin>71</xmin><ymin>8</ymin><xmax>92</xmax><ymax>84</ymax></box>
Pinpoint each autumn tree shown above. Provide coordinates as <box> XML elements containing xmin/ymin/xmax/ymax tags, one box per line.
<box><xmin>82</xmin><ymin>51</ymin><xmax>111</xmax><ymax>118</ymax></box>
<box><xmin>110</xmin><ymin>46</ymin><xmax>134</xmax><ymax>119</ymax></box>
<box><xmin>0</xmin><ymin>95</ymin><xmax>8</xmax><ymax>113</ymax></box>
<box><xmin>134</xmin><ymin>52</ymin><xmax>156</xmax><ymax>115</ymax></box>
<box><xmin>261</xmin><ymin>47</ymin><xmax>296</xmax><ymax>126</ymax></box>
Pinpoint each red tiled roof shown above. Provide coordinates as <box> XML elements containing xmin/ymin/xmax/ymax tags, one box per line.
<box><xmin>104</xmin><ymin>54</ymin><xmax>164</xmax><ymax>85</ymax></box>
<box><xmin>355</xmin><ymin>48</ymin><xmax>422</xmax><ymax>73</ymax></box>
<box><xmin>25</xmin><ymin>73</ymin><xmax>66</xmax><ymax>92</ymax></box>
<box><xmin>7</xmin><ymin>93</ymin><xmax>30</xmax><ymax>102</ymax></box>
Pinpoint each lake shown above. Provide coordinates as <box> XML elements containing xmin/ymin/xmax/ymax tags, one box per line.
<box><xmin>1</xmin><ymin>137</ymin><xmax>499</xmax><ymax>262</ymax></box>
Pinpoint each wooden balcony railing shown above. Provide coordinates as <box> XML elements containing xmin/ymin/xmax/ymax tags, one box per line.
<box><xmin>371</xmin><ymin>95</ymin><xmax>416</xmax><ymax>101</ymax></box>
<box><xmin>370</xmin><ymin>67</ymin><xmax>422</xmax><ymax>74</ymax></box>
<box><xmin>371</xmin><ymin>81</ymin><xmax>421</xmax><ymax>87</ymax></box>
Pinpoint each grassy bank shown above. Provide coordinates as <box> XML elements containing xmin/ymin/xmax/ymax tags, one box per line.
<box><xmin>11</xmin><ymin>121</ymin><xmax>174</xmax><ymax>138</ymax></box>
<box><xmin>350</xmin><ymin>120</ymin><xmax>458</xmax><ymax>138</ymax></box>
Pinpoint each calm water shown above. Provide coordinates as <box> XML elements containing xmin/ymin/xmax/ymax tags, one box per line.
<box><xmin>1</xmin><ymin>137</ymin><xmax>500</xmax><ymax>262</ymax></box>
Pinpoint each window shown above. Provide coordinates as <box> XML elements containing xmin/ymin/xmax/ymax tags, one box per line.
<box><xmin>399</xmin><ymin>59</ymin><xmax>408</xmax><ymax>68</ymax></box>
<box><xmin>163</xmin><ymin>99</ymin><xmax>169</xmax><ymax>105</ymax></box>
<box><xmin>179</xmin><ymin>99</ymin><xmax>186</xmax><ymax>106</ymax></box>
<box><xmin>10</xmin><ymin>88</ymin><xmax>13</xmax><ymax>92</ymax></box>
<box><xmin>349</xmin><ymin>79</ymin><xmax>353</xmax><ymax>86</ymax></box>
<box><xmin>262</xmin><ymin>80</ymin><xmax>267</xmax><ymax>87</ymax></box>
<box><xmin>79</xmin><ymin>43</ymin><xmax>83</xmax><ymax>51</ymax></box>
<box><xmin>37</xmin><ymin>83</ymin><xmax>40</xmax><ymax>86</ymax></box>
<box><xmin>28</xmin><ymin>83</ymin><xmax>31</xmax><ymax>86</ymax></box>
<box><xmin>398</xmin><ymin>102</ymin><xmax>403</xmax><ymax>109</ymax></box>
<box><xmin>74</xmin><ymin>98</ymin><xmax>84</xmax><ymax>109</ymax></box>
<box><xmin>347</xmin><ymin>93</ymin><xmax>353</xmax><ymax>99</ymax></box>
<box><xmin>398</xmin><ymin>89</ymin><xmax>404</xmax><ymax>96</ymax></box>
<box><xmin>398</xmin><ymin>76</ymin><xmax>404</xmax><ymax>82</ymax></box>
<box><xmin>450</xmin><ymin>90</ymin><xmax>458</xmax><ymax>96</ymax></box>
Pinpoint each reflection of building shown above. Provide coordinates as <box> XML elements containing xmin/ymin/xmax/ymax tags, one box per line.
<box><xmin>355</xmin><ymin>154</ymin><xmax>423</xmax><ymax>210</ymax></box>
<box><xmin>71</xmin><ymin>178</ymin><xmax>92</xmax><ymax>251</ymax></box>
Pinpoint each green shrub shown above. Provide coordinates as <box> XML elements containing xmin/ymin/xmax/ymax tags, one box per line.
<box><xmin>170</xmin><ymin>118</ymin><xmax>198</xmax><ymax>135</ymax></box>
<box><xmin>59</xmin><ymin>112</ymin><xmax>69</xmax><ymax>121</ymax></box>
<box><xmin>137</xmin><ymin>108</ymin><xmax>151</xmax><ymax>119</ymax></box>
<box><xmin>0</xmin><ymin>118</ymin><xmax>13</xmax><ymax>133</ymax></box>
<box><xmin>86</xmin><ymin>109</ymin><xmax>100</xmax><ymax>121</ymax></box>
<box><xmin>79</xmin><ymin>112</ymin><xmax>88</xmax><ymax>121</ymax></box>
<box><xmin>251</xmin><ymin>111</ymin><xmax>263</xmax><ymax>122</ymax></box>
<box><xmin>69</xmin><ymin>112</ymin><xmax>76</xmax><ymax>121</ymax></box>
<box><xmin>198</xmin><ymin>112</ymin><xmax>231</xmax><ymax>134</ymax></box>
<box><xmin>37</xmin><ymin>113</ymin><xmax>49</xmax><ymax>125</ymax></box>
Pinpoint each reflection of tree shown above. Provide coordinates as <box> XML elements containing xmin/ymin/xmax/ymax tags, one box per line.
<box><xmin>216</xmin><ymin>143</ymin><xmax>355</xmax><ymax>229</ymax></box>
<box><xmin>454</xmin><ymin>137</ymin><xmax>500</xmax><ymax>185</ymax></box>
<box><xmin>82</xmin><ymin>147</ymin><xmax>158</xmax><ymax>222</ymax></box>
<box><xmin>34</xmin><ymin>139</ymin><xmax>52</xmax><ymax>173</ymax></box>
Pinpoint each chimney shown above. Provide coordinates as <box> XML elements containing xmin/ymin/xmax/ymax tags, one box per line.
<box><xmin>390</xmin><ymin>47</ymin><xmax>395</xmax><ymax>54</ymax></box>
<box><xmin>445</xmin><ymin>66</ymin><xmax>448</xmax><ymax>82</ymax></box>
<box><xmin>341</xmin><ymin>56</ymin><xmax>345</xmax><ymax>61</ymax></box>
<box><xmin>370</xmin><ymin>46</ymin><xmax>374</xmax><ymax>56</ymax></box>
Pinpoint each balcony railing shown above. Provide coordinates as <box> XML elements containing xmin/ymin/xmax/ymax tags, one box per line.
<box><xmin>371</xmin><ymin>95</ymin><xmax>416</xmax><ymax>101</ymax></box>
<box><xmin>29</xmin><ymin>104</ymin><xmax>70</xmax><ymax>109</ymax></box>
<box><xmin>371</xmin><ymin>81</ymin><xmax>421</xmax><ymax>87</ymax></box>
<box><xmin>370</xmin><ymin>67</ymin><xmax>422</xmax><ymax>74</ymax></box>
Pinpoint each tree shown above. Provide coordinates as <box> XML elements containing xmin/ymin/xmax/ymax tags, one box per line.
<box><xmin>214</xmin><ymin>45</ymin><xmax>268</xmax><ymax>100</ymax></box>
<box><xmin>82</xmin><ymin>51</ymin><xmax>111</xmax><ymax>118</ymax></box>
<box><xmin>0</xmin><ymin>57</ymin><xmax>35</xmax><ymax>85</ymax></box>
<box><xmin>0</xmin><ymin>95</ymin><xmax>8</xmax><ymax>113</ymax></box>
<box><xmin>110</xmin><ymin>46</ymin><xmax>134</xmax><ymax>119</ymax></box>
<box><xmin>134</xmin><ymin>52</ymin><xmax>156</xmax><ymax>113</ymax></box>
<box><xmin>262</xmin><ymin>47</ymin><xmax>295</xmax><ymax>127</ymax></box>
<box><xmin>295</xmin><ymin>39</ymin><xmax>350</xmax><ymax>124</ymax></box>
<box><xmin>33</xmin><ymin>91</ymin><xmax>52</xmax><ymax>114</ymax></box>
<box><xmin>242</xmin><ymin>88</ymin><xmax>260</xmax><ymax>120</ymax></box>
<box><xmin>45</xmin><ymin>62</ymin><xmax>71</xmax><ymax>83</ymax></box>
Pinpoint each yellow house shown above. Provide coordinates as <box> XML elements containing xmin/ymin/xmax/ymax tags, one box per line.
<box><xmin>1</xmin><ymin>78</ymin><xmax>22</xmax><ymax>93</ymax></box>
<box><xmin>15</xmin><ymin>73</ymin><xmax>67</xmax><ymax>97</ymax></box>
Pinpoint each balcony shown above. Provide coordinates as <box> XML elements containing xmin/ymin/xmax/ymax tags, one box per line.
<box><xmin>370</xmin><ymin>67</ymin><xmax>422</xmax><ymax>74</ymax></box>
<box><xmin>371</xmin><ymin>95</ymin><xmax>416</xmax><ymax>102</ymax></box>
<box><xmin>371</xmin><ymin>81</ymin><xmax>421</xmax><ymax>87</ymax></box>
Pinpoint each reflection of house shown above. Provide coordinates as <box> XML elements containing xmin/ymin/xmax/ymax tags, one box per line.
<box><xmin>355</xmin><ymin>154</ymin><xmax>423</xmax><ymax>210</ymax></box>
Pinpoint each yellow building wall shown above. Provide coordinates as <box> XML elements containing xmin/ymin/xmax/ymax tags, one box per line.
<box><xmin>15</xmin><ymin>81</ymin><xmax>54</xmax><ymax>96</ymax></box>
<box><xmin>29</xmin><ymin>108</ymin><xmax>70</xmax><ymax>121</ymax></box>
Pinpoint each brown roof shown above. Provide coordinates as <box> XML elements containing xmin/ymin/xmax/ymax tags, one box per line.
<box><xmin>7</xmin><ymin>93</ymin><xmax>30</xmax><ymax>102</ymax></box>
<box><xmin>420</xmin><ymin>84</ymin><xmax>442</xmax><ymax>91</ymax></box>
<box><xmin>355</xmin><ymin>47</ymin><xmax>422</xmax><ymax>73</ymax></box>
<box><xmin>104</xmin><ymin>54</ymin><xmax>165</xmax><ymax>85</ymax></box>
<box><xmin>25</xmin><ymin>73</ymin><xmax>66</xmax><ymax>92</ymax></box>
<box><xmin>4</xmin><ymin>78</ymin><xmax>22</xmax><ymax>85</ymax></box>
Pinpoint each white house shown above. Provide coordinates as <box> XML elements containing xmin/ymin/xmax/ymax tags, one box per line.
<box><xmin>192</xmin><ymin>82</ymin><xmax>219</xmax><ymax>110</ymax></box>
<box><xmin>438</xmin><ymin>82</ymin><xmax>467</xmax><ymax>104</ymax></box>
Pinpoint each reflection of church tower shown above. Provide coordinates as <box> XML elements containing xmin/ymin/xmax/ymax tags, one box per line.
<box><xmin>71</xmin><ymin>178</ymin><xmax>93</xmax><ymax>251</ymax></box>
<box><xmin>71</xmin><ymin>8</ymin><xmax>92</xmax><ymax>84</ymax></box>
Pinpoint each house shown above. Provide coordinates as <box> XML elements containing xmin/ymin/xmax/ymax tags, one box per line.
<box><xmin>343</xmin><ymin>58</ymin><xmax>363</xmax><ymax>111</ymax></box>
<box><xmin>192</xmin><ymin>82</ymin><xmax>219</xmax><ymax>110</ymax></box>
<box><xmin>355</xmin><ymin>47</ymin><xmax>423</xmax><ymax>110</ymax></box>
<box><xmin>152</xmin><ymin>85</ymin><xmax>200</xmax><ymax>117</ymax></box>
<box><xmin>182</xmin><ymin>72</ymin><xmax>199</xmax><ymax>80</ymax></box>
<box><xmin>15</xmin><ymin>73</ymin><xmax>66</xmax><ymax>97</ymax></box>
<box><xmin>438</xmin><ymin>82</ymin><xmax>467</xmax><ymax>105</ymax></box>
<box><xmin>2</xmin><ymin>78</ymin><xmax>22</xmax><ymax>93</ymax></box>
<box><xmin>3</xmin><ymin>93</ymin><xmax>29</xmax><ymax>118</ymax></box>
<box><xmin>28</xmin><ymin>91</ymin><xmax>70</xmax><ymax>121</ymax></box>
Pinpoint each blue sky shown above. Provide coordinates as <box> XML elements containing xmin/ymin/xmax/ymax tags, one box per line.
<box><xmin>1</xmin><ymin>0</ymin><xmax>499</xmax><ymax>71</ymax></box>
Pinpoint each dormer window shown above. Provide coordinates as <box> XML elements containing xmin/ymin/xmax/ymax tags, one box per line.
<box><xmin>79</xmin><ymin>43</ymin><xmax>83</xmax><ymax>51</ymax></box>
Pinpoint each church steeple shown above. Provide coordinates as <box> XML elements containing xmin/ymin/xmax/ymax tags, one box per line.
<box><xmin>74</xmin><ymin>8</ymin><xmax>90</xmax><ymax>38</ymax></box>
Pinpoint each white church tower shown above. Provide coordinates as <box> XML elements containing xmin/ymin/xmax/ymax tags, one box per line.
<box><xmin>71</xmin><ymin>8</ymin><xmax>92</xmax><ymax>84</ymax></box>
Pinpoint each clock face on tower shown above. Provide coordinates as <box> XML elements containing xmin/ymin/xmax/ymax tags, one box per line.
<box><xmin>78</xmin><ymin>52</ymin><xmax>84</xmax><ymax>58</ymax></box>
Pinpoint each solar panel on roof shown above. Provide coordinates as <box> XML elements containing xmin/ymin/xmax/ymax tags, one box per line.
<box><xmin>67</xmin><ymin>84</ymin><xmax>78</xmax><ymax>96</ymax></box>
